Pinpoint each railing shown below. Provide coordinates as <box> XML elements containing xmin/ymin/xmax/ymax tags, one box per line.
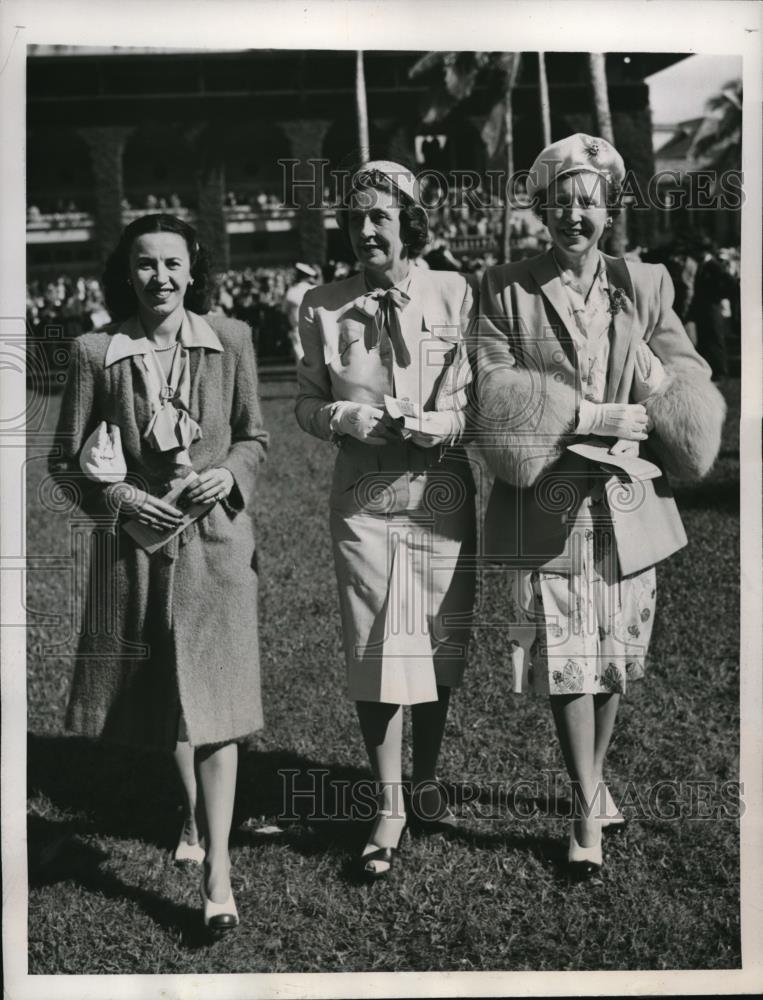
<box><xmin>448</xmin><ymin>235</ymin><xmax>499</xmax><ymax>255</ymax></box>
<box><xmin>26</xmin><ymin>211</ymin><xmax>94</xmax><ymax>232</ymax></box>
<box><xmin>27</xmin><ymin>204</ymin><xmax>340</xmax><ymax>242</ymax></box>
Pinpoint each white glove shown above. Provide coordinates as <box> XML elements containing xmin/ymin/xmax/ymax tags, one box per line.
<box><xmin>79</xmin><ymin>421</ymin><xmax>127</xmax><ymax>482</ymax></box>
<box><xmin>632</xmin><ymin>342</ymin><xmax>667</xmax><ymax>402</ymax></box>
<box><xmin>576</xmin><ymin>401</ymin><xmax>649</xmax><ymax>441</ymax></box>
<box><xmin>330</xmin><ymin>402</ymin><xmax>396</xmax><ymax>446</ymax></box>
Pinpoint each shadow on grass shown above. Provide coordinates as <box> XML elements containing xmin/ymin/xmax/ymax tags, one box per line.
<box><xmin>28</xmin><ymin>734</ymin><xmax>376</xmax><ymax>846</ymax></box>
<box><xmin>27</xmin><ymin>735</ymin><xmax>417</xmax><ymax>877</ymax></box>
<box><xmin>244</xmin><ymin>769</ymin><xmax>574</xmax><ymax>882</ymax></box>
<box><xmin>27</xmin><ymin>814</ymin><xmax>214</xmax><ymax>948</ymax></box>
<box><xmin>28</xmin><ymin>735</ymin><xmax>570</xmax><ymax>901</ymax></box>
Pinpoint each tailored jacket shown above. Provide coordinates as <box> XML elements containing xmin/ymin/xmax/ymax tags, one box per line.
<box><xmin>476</xmin><ymin>250</ymin><xmax>726</xmax><ymax>575</ymax></box>
<box><xmin>50</xmin><ymin>311</ymin><xmax>269</xmax><ymax>749</ymax></box>
<box><xmin>296</xmin><ymin>266</ymin><xmax>476</xmax><ymax>515</ymax></box>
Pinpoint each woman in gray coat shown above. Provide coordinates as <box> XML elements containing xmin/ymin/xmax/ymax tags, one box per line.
<box><xmin>51</xmin><ymin>213</ymin><xmax>268</xmax><ymax>931</ymax></box>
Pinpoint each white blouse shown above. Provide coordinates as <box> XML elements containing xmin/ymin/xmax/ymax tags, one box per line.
<box><xmin>555</xmin><ymin>252</ymin><xmax>612</xmax><ymax>406</ymax></box>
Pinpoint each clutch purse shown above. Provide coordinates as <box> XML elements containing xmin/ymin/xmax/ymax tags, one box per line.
<box><xmin>121</xmin><ymin>469</ymin><xmax>215</xmax><ymax>555</ymax></box>
<box><xmin>566</xmin><ymin>440</ymin><xmax>662</xmax><ymax>481</ymax></box>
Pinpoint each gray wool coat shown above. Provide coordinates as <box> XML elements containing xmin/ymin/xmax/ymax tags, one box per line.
<box><xmin>50</xmin><ymin>311</ymin><xmax>269</xmax><ymax>750</ymax></box>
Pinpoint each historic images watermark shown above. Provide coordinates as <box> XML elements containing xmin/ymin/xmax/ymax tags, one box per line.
<box><xmin>277</xmin><ymin>160</ymin><xmax>745</xmax><ymax>213</ymax></box>
<box><xmin>276</xmin><ymin>769</ymin><xmax>745</xmax><ymax>823</ymax></box>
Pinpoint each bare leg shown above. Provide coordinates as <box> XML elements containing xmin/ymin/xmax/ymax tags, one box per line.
<box><xmin>174</xmin><ymin>739</ymin><xmax>201</xmax><ymax>845</ymax></box>
<box><xmin>593</xmin><ymin>694</ymin><xmax>620</xmax><ymax>819</ymax></box>
<box><xmin>355</xmin><ymin>700</ymin><xmax>406</xmax><ymax>875</ymax></box>
<box><xmin>592</xmin><ymin>692</ymin><xmax>621</xmax><ymax>816</ymax></box>
<box><xmin>355</xmin><ymin>701</ymin><xmax>405</xmax><ymax>820</ymax></box>
<box><xmin>196</xmin><ymin>741</ymin><xmax>238</xmax><ymax>903</ymax></box>
<box><xmin>550</xmin><ymin>694</ymin><xmax>599</xmax><ymax>846</ymax></box>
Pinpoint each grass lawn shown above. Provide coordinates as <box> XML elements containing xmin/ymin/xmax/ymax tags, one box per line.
<box><xmin>25</xmin><ymin>375</ymin><xmax>741</xmax><ymax>974</ymax></box>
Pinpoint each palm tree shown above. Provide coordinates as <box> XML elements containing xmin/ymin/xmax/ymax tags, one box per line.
<box><xmin>409</xmin><ymin>51</ymin><xmax>522</xmax><ymax>261</ymax></box>
<box><xmin>688</xmin><ymin>78</ymin><xmax>742</xmax><ymax>174</ymax></box>
<box><xmin>538</xmin><ymin>52</ymin><xmax>552</xmax><ymax>147</ymax></box>
<box><xmin>588</xmin><ymin>53</ymin><xmax>627</xmax><ymax>254</ymax></box>
<box><xmin>588</xmin><ymin>53</ymin><xmax>615</xmax><ymax>144</ymax></box>
<box><xmin>355</xmin><ymin>51</ymin><xmax>370</xmax><ymax>164</ymax></box>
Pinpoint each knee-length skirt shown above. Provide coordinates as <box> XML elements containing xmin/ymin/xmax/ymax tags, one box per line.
<box><xmin>330</xmin><ymin>493</ymin><xmax>476</xmax><ymax>706</ymax></box>
<box><xmin>507</xmin><ymin>500</ymin><xmax>657</xmax><ymax>696</ymax></box>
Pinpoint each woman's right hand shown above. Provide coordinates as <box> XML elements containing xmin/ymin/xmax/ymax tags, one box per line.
<box><xmin>330</xmin><ymin>402</ymin><xmax>398</xmax><ymax>446</ymax></box>
<box><xmin>107</xmin><ymin>484</ymin><xmax>184</xmax><ymax>530</ymax></box>
<box><xmin>578</xmin><ymin>401</ymin><xmax>650</xmax><ymax>441</ymax></box>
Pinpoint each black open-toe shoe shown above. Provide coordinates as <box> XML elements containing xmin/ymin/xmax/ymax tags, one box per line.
<box><xmin>358</xmin><ymin>810</ymin><xmax>407</xmax><ymax>882</ymax></box>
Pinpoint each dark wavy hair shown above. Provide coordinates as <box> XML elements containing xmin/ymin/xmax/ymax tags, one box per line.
<box><xmin>102</xmin><ymin>213</ymin><xmax>214</xmax><ymax>320</ymax></box>
<box><xmin>336</xmin><ymin>168</ymin><xmax>429</xmax><ymax>258</ymax></box>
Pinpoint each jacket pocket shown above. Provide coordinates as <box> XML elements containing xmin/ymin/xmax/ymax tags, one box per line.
<box><xmin>197</xmin><ymin>502</ymin><xmax>239</xmax><ymax>543</ymax></box>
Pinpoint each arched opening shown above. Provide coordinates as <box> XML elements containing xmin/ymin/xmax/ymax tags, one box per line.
<box><xmin>123</xmin><ymin>125</ymin><xmax>197</xmax><ymax>212</ymax></box>
<box><xmin>27</xmin><ymin>129</ymin><xmax>95</xmax><ymax>214</ymax></box>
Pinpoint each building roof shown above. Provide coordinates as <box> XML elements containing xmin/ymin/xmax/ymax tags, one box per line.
<box><xmin>654</xmin><ymin>117</ymin><xmax>704</xmax><ymax>163</ymax></box>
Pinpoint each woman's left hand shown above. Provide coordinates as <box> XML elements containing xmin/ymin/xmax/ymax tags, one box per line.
<box><xmin>408</xmin><ymin>411</ymin><xmax>454</xmax><ymax>449</ymax></box>
<box><xmin>183</xmin><ymin>467</ymin><xmax>235</xmax><ymax>504</ymax></box>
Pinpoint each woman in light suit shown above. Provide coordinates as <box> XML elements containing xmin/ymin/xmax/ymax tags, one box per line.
<box><xmin>475</xmin><ymin>135</ymin><xmax>726</xmax><ymax>877</ymax></box>
<box><xmin>296</xmin><ymin>161</ymin><xmax>476</xmax><ymax>880</ymax></box>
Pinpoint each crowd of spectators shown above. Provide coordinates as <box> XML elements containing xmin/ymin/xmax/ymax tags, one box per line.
<box><xmin>27</xmin><ymin>200</ymin><xmax>88</xmax><ymax>226</ymax></box>
<box><xmin>25</xmin><ymin>266</ymin><xmax>303</xmax><ymax>378</ymax></box>
<box><xmin>223</xmin><ymin>191</ymin><xmax>286</xmax><ymax>213</ymax></box>
<box><xmin>26</xmin><ymin>184</ymin><xmax>741</xmax><ymax>380</ymax></box>
<box><xmin>638</xmin><ymin>236</ymin><xmax>741</xmax><ymax>377</ymax></box>
<box><xmin>27</xmin><ymin>275</ymin><xmax>111</xmax><ymax>338</ymax></box>
<box><xmin>27</xmin><ymin>190</ymin><xmax>292</xmax><ymax>229</ymax></box>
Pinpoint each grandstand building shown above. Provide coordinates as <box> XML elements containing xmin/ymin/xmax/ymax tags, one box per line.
<box><xmin>27</xmin><ymin>47</ymin><xmax>688</xmax><ymax>276</ymax></box>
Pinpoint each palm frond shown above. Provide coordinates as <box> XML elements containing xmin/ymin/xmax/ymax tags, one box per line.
<box><xmin>688</xmin><ymin>78</ymin><xmax>743</xmax><ymax>171</ymax></box>
<box><xmin>408</xmin><ymin>51</ymin><xmax>449</xmax><ymax>79</ymax></box>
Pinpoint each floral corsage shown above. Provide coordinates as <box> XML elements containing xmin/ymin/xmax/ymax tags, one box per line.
<box><xmin>607</xmin><ymin>287</ymin><xmax>629</xmax><ymax>315</ymax></box>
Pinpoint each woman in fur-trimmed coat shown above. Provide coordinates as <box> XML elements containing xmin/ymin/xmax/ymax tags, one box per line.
<box><xmin>50</xmin><ymin>213</ymin><xmax>268</xmax><ymax>928</ymax></box>
<box><xmin>475</xmin><ymin>134</ymin><xmax>726</xmax><ymax>878</ymax></box>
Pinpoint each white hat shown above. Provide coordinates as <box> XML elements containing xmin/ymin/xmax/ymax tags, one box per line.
<box><xmin>353</xmin><ymin>160</ymin><xmax>421</xmax><ymax>204</ymax></box>
<box><xmin>527</xmin><ymin>133</ymin><xmax>625</xmax><ymax>200</ymax></box>
<box><xmin>295</xmin><ymin>262</ymin><xmax>318</xmax><ymax>279</ymax></box>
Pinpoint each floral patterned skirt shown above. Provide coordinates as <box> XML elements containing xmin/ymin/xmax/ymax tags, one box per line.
<box><xmin>509</xmin><ymin>504</ymin><xmax>656</xmax><ymax>696</ymax></box>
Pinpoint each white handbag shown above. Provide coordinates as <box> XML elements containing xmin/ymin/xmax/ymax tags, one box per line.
<box><xmin>79</xmin><ymin>421</ymin><xmax>127</xmax><ymax>483</ymax></box>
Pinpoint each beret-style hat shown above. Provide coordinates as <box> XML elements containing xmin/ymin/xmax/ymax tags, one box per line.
<box><xmin>352</xmin><ymin>159</ymin><xmax>421</xmax><ymax>205</ymax></box>
<box><xmin>526</xmin><ymin>133</ymin><xmax>625</xmax><ymax>200</ymax></box>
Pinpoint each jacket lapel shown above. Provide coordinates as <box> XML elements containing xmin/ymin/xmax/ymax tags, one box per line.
<box><xmin>397</xmin><ymin>266</ymin><xmax>425</xmax><ymax>360</ymax></box>
<box><xmin>126</xmin><ymin>355</ymin><xmax>154</xmax><ymax>438</ymax></box>
<box><xmin>102</xmin><ymin>317</ymin><xmax>153</xmax><ymax>444</ymax></box>
<box><xmin>527</xmin><ymin>251</ymin><xmax>578</xmax><ymax>369</ymax></box>
<box><xmin>602</xmin><ymin>254</ymin><xmax>637</xmax><ymax>401</ymax></box>
<box><xmin>187</xmin><ymin>343</ymin><xmax>205</xmax><ymax>422</ymax></box>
